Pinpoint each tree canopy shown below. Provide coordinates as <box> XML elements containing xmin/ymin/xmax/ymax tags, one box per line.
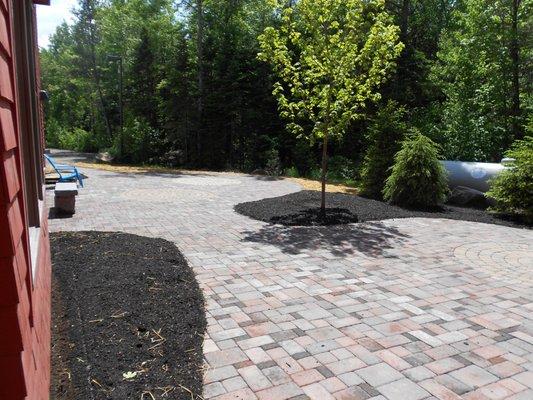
<box><xmin>41</xmin><ymin>0</ymin><xmax>532</xmax><ymax>176</ymax></box>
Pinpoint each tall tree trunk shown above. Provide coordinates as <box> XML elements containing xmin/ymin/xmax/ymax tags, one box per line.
<box><xmin>87</xmin><ymin>1</ymin><xmax>112</xmax><ymax>139</ymax></box>
<box><xmin>92</xmin><ymin>66</ymin><xmax>112</xmax><ymax>139</ymax></box>
<box><xmin>320</xmin><ymin>132</ymin><xmax>329</xmax><ymax>217</ymax></box>
<box><xmin>387</xmin><ymin>0</ymin><xmax>410</xmax><ymax>101</ymax></box>
<box><xmin>397</xmin><ymin>0</ymin><xmax>410</xmax><ymax>87</ymax></box>
<box><xmin>196</xmin><ymin>0</ymin><xmax>204</xmax><ymax>162</ymax></box>
<box><xmin>510</xmin><ymin>0</ymin><xmax>522</xmax><ymax>139</ymax></box>
<box><xmin>320</xmin><ymin>88</ymin><xmax>333</xmax><ymax>217</ymax></box>
<box><xmin>184</xmin><ymin>110</ymin><xmax>189</xmax><ymax>164</ymax></box>
<box><xmin>399</xmin><ymin>0</ymin><xmax>409</xmax><ymax>41</ymax></box>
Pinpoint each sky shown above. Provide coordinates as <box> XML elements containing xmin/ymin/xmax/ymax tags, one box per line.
<box><xmin>36</xmin><ymin>0</ymin><xmax>77</xmax><ymax>48</ymax></box>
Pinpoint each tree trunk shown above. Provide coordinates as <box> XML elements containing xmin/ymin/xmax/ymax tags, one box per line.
<box><xmin>510</xmin><ymin>0</ymin><xmax>522</xmax><ymax>139</ymax></box>
<box><xmin>196</xmin><ymin>0</ymin><xmax>204</xmax><ymax>162</ymax></box>
<box><xmin>320</xmin><ymin>132</ymin><xmax>329</xmax><ymax>217</ymax></box>
<box><xmin>93</xmin><ymin>71</ymin><xmax>112</xmax><ymax>139</ymax></box>
<box><xmin>400</xmin><ymin>0</ymin><xmax>409</xmax><ymax>41</ymax></box>
<box><xmin>86</xmin><ymin>5</ymin><xmax>112</xmax><ymax>140</ymax></box>
<box><xmin>396</xmin><ymin>0</ymin><xmax>410</xmax><ymax>95</ymax></box>
<box><xmin>89</xmin><ymin>54</ymin><xmax>112</xmax><ymax>140</ymax></box>
<box><xmin>184</xmin><ymin>110</ymin><xmax>189</xmax><ymax>164</ymax></box>
<box><xmin>320</xmin><ymin>83</ymin><xmax>333</xmax><ymax>217</ymax></box>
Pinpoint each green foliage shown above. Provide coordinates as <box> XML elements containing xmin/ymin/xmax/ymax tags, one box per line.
<box><xmin>432</xmin><ymin>0</ymin><xmax>532</xmax><ymax>161</ymax></box>
<box><xmin>382</xmin><ymin>0</ymin><xmax>456</xmax><ymax>109</ymax></box>
<box><xmin>360</xmin><ymin>101</ymin><xmax>407</xmax><ymax>199</ymax></box>
<box><xmin>44</xmin><ymin>118</ymin><xmax>64</xmax><ymax>149</ymax></box>
<box><xmin>258</xmin><ymin>0</ymin><xmax>403</xmax><ymax>143</ymax></box>
<box><xmin>487</xmin><ymin>136</ymin><xmax>533</xmax><ymax>221</ymax></box>
<box><xmin>290</xmin><ymin>140</ymin><xmax>315</xmax><ymax>176</ymax></box>
<box><xmin>264</xmin><ymin>148</ymin><xmax>282</xmax><ymax>176</ymax></box>
<box><xmin>196</xmin><ymin>0</ymin><xmax>285</xmax><ymax>169</ymax></box>
<box><xmin>39</xmin><ymin>0</ymin><xmax>531</xmax><ymax>175</ymax></box>
<box><xmin>41</xmin><ymin>22</ymin><xmax>97</xmax><ymax>144</ymax></box>
<box><xmin>327</xmin><ymin>156</ymin><xmax>358</xmax><ymax>182</ymax></box>
<box><xmin>305</xmin><ymin>158</ymin><xmax>358</xmax><ymax>184</ymax></box>
<box><xmin>117</xmin><ymin>116</ymin><xmax>161</xmax><ymax>164</ymax></box>
<box><xmin>383</xmin><ymin>131</ymin><xmax>449</xmax><ymax>208</ymax></box>
<box><xmin>284</xmin><ymin>166</ymin><xmax>300</xmax><ymax>178</ymax></box>
<box><xmin>129</xmin><ymin>27</ymin><xmax>159</xmax><ymax>127</ymax></box>
<box><xmin>308</xmin><ymin>168</ymin><xmax>323</xmax><ymax>182</ymax></box>
<box><xmin>58</xmin><ymin>128</ymin><xmax>98</xmax><ymax>153</ymax></box>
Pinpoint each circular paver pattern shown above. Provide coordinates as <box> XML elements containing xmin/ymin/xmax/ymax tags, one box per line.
<box><xmin>454</xmin><ymin>241</ymin><xmax>533</xmax><ymax>285</ymax></box>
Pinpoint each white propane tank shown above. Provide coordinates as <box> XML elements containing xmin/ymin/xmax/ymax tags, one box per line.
<box><xmin>441</xmin><ymin>161</ymin><xmax>507</xmax><ymax>193</ymax></box>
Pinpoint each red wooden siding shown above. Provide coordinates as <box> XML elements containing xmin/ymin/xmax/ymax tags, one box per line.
<box><xmin>0</xmin><ymin>1</ymin><xmax>52</xmax><ymax>399</ymax></box>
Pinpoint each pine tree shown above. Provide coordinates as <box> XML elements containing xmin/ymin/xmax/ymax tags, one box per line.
<box><xmin>130</xmin><ymin>27</ymin><xmax>159</xmax><ymax>127</ymax></box>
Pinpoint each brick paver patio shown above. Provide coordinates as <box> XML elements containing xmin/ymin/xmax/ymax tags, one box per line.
<box><xmin>47</xmin><ymin>154</ymin><xmax>533</xmax><ymax>400</ymax></box>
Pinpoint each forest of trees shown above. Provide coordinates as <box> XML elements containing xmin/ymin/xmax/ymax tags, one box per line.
<box><xmin>41</xmin><ymin>0</ymin><xmax>532</xmax><ymax>178</ymax></box>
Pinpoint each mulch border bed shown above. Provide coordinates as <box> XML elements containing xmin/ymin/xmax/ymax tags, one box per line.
<box><xmin>50</xmin><ymin>231</ymin><xmax>206</xmax><ymax>400</ymax></box>
<box><xmin>234</xmin><ymin>190</ymin><xmax>530</xmax><ymax>228</ymax></box>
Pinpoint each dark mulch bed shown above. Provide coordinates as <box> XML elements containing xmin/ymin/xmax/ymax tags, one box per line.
<box><xmin>50</xmin><ymin>232</ymin><xmax>206</xmax><ymax>400</ymax></box>
<box><xmin>235</xmin><ymin>190</ymin><xmax>530</xmax><ymax>228</ymax></box>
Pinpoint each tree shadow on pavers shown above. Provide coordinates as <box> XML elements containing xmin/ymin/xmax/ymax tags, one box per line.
<box><xmin>241</xmin><ymin>221</ymin><xmax>410</xmax><ymax>257</ymax></box>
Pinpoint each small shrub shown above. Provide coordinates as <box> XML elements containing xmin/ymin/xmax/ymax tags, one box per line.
<box><xmin>284</xmin><ymin>166</ymin><xmax>300</xmax><ymax>178</ymax></box>
<box><xmin>308</xmin><ymin>167</ymin><xmax>322</xmax><ymax>181</ymax></box>
<box><xmin>116</xmin><ymin>116</ymin><xmax>159</xmax><ymax>163</ymax></box>
<box><xmin>151</xmin><ymin>150</ymin><xmax>184</xmax><ymax>168</ymax></box>
<box><xmin>58</xmin><ymin>127</ymin><xmax>98</xmax><ymax>153</ymax></box>
<box><xmin>291</xmin><ymin>140</ymin><xmax>315</xmax><ymax>175</ymax></box>
<box><xmin>327</xmin><ymin>155</ymin><xmax>358</xmax><ymax>182</ymax></box>
<box><xmin>486</xmin><ymin>136</ymin><xmax>533</xmax><ymax>222</ymax></box>
<box><xmin>264</xmin><ymin>148</ymin><xmax>282</xmax><ymax>176</ymax></box>
<box><xmin>360</xmin><ymin>101</ymin><xmax>407</xmax><ymax>199</ymax></box>
<box><xmin>44</xmin><ymin>118</ymin><xmax>64</xmax><ymax>148</ymax></box>
<box><xmin>383</xmin><ymin>131</ymin><xmax>449</xmax><ymax>208</ymax></box>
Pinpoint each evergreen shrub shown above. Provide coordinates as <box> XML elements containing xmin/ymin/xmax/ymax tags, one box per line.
<box><xmin>360</xmin><ymin>101</ymin><xmax>407</xmax><ymax>199</ymax></box>
<box><xmin>487</xmin><ymin>136</ymin><xmax>533</xmax><ymax>222</ymax></box>
<box><xmin>383</xmin><ymin>130</ymin><xmax>449</xmax><ymax>208</ymax></box>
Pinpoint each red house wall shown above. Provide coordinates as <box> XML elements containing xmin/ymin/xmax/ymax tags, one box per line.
<box><xmin>0</xmin><ymin>1</ymin><xmax>52</xmax><ymax>399</ymax></box>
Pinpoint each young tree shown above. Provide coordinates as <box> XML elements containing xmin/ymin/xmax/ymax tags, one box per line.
<box><xmin>258</xmin><ymin>0</ymin><xmax>403</xmax><ymax>215</ymax></box>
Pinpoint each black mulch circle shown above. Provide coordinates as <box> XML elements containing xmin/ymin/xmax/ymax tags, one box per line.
<box><xmin>271</xmin><ymin>207</ymin><xmax>359</xmax><ymax>226</ymax></box>
<box><xmin>234</xmin><ymin>190</ymin><xmax>530</xmax><ymax>228</ymax></box>
<box><xmin>50</xmin><ymin>231</ymin><xmax>206</xmax><ymax>400</ymax></box>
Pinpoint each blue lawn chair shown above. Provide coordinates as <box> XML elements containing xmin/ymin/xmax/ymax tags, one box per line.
<box><xmin>45</xmin><ymin>154</ymin><xmax>84</xmax><ymax>187</ymax></box>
